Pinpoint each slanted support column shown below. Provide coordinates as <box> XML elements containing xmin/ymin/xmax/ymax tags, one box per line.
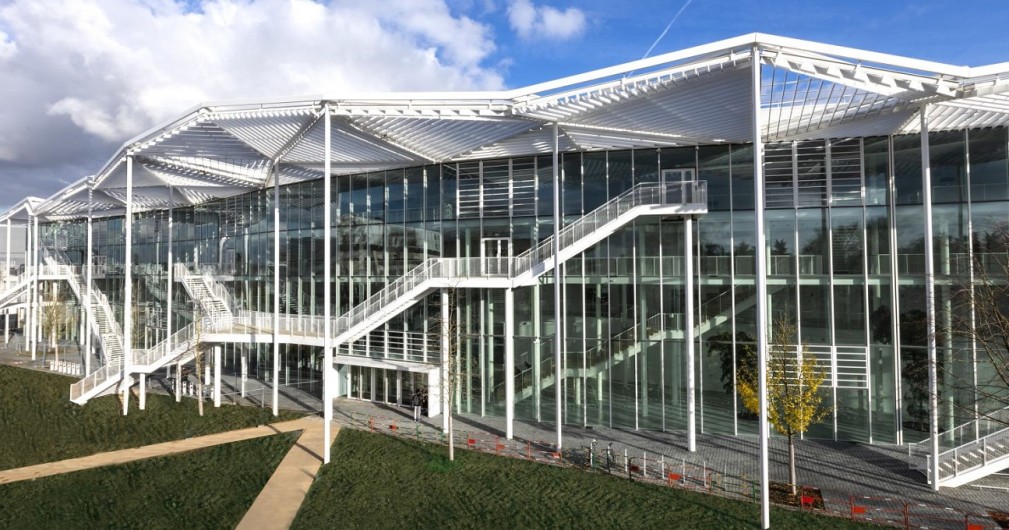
<box><xmin>272</xmin><ymin>163</ymin><xmax>281</xmax><ymax>417</ymax></box>
<box><xmin>123</xmin><ymin>155</ymin><xmax>134</xmax><ymax>416</ymax></box>
<box><xmin>685</xmin><ymin>216</ymin><xmax>696</xmax><ymax>452</ymax></box>
<box><xmin>214</xmin><ymin>345</ymin><xmax>222</xmax><ymax>408</ymax></box>
<box><xmin>751</xmin><ymin>44</ymin><xmax>771</xmax><ymax>530</ymax></box>
<box><xmin>920</xmin><ymin>107</ymin><xmax>941</xmax><ymax>491</ymax></box>
<box><xmin>322</xmin><ymin>106</ymin><xmax>334</xmax><ymax>464</ymax></box>
<box><xmin>552</xmin><ymin>121</ymin><xmax>563</xmax><ymax>451</ymax></box>
<box><xmin>505</xmin><ymin>288</ymin><xmax>515</xmax><ymax>439</ymax></box>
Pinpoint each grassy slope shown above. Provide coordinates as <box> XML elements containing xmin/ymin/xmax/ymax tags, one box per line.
<box><xmin>0</xmin><ymin>364</ymin><xmax>303</xmax><ymax>470</ymax></box>
<box><xmin>0</xmin><ymin>432</ymin><xmax>298</xmax><ymax>530</ymax></box>
<box><xmin>293</xmin><ymin>429</ymin><xmax>877</xmax><ymax>530</ymax></box>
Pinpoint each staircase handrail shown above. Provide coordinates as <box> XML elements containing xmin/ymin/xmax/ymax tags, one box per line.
<box><xmin>0</xmin><ymin>273</ymin><xmax>30</xmax><ymax>306</ymax></box>
<box><xmin>69</xmin><ymin>361</ymin><xmax>122</xmax><ymax>402</ymax></box>
<box><xmin>342</xmin><ymin>329</ymin><xmax>438</xmax><ymax>363</ymax></box>
<box><xmin>332</xmin><ymin>258</ymin><xmax>511</xmax><ymax>338</ymax></box>
<box><xmin>136</xmin><ymin>264</ymin><xmax>168</xmax><ymax>302</ymax></box>
<box><xmin>331</xmin><ymin>182</ymin><xmax>705</xmax><ymax>342</ymax></box>
<box><xmin>512</xmin><ymin>181</ymin><xmax>705</xmax><ymax>277</ymax></box>
<box><xmin>929</xmin><ymin>422</ymin><xmax>1009</xmax><ymax>484</ymax></box>
<box><xmin>909</xmin><ymin>404</ymin><xmax>1009</xmax><ymax>454</ymax></box>
<box><xmin>133</xmin><ymin>318</ymin><xmax>205</xmax><ymax>368</ymax></box>
<box><xmin>201</xmin><ymin>270</ymin><xmax>234</xmax><ymax>313</ymax></box>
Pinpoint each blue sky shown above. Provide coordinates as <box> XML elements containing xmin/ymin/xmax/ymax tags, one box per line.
<box><xmin>0</xmin><ymin>0</ymin><xmax>1007</xmax><ymax>206</ymax></box>
<box><xmin>489</xmin><ymin>0</ymin><xmax>1009</xmax><ymax>88</ymax></box>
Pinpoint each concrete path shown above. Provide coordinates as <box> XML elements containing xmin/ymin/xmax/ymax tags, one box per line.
<box><xmin>236</xmin><ymin>419</ymin><xmax>338</xmax><ymax>530</ymax></box>
<box><xmin>0</xmin><ymin>417</ymin><xmax>319</xmax><ymax>484</ymax></box>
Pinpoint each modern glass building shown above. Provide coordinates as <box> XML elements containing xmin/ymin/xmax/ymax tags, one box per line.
<box><xmin>2</xmin><ymin>34</ymin><xmax>1008</xmax><ymax>485</ymax></box>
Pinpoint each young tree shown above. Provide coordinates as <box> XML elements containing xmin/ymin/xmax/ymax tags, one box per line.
<box><xmin>946</xmin><ymin>221</ymin><xmax>1009</xmax><ymax>424</ymax></box>
<box><xmin>440</xmin><ymin>288</ymin><xmax>461</xmax><ymax>461</ymax></box>
<box><xmin>737</xmin><ymin>317</ymin><xmax>829</xmax><ymax>496</ymax></box>
<box><xmin>189</xmin><ymin>301</ymin><xmax>209</xmax><ymax>417</ymax></box>
<box><xmin>41</xmin><ymin>282</ymin><xmax>71</xmax><ymax>365</ymax></box>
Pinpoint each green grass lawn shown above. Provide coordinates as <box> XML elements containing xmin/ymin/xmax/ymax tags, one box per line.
<box><xmin>0</xmin><ymin>364</ymin><xmax>304</xmax><ymax>470</ymax></box>
<box><xmin>292</xmin><ymin>429</ymin><xmax>878</xmax><ymax>530</ymax></box>
<box><xmin>0</xmin><ymin>431</ymin><xmax>298</xmax><ymax>530</ymax></box>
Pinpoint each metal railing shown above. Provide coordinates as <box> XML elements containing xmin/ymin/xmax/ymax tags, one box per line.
<box><xmin>69</xmin><ymin>361</ymin><xmax>122</xmax><ymax>402</ymax></box>
<box><xmin>332</xmin><ymin>182</ymin><xmax>705</xmax><ymax>342</ymax></box>
<box><xmin>132</xmin><ymin>318</ymin><xmax>204</xmax><ymax>370</ymax></box>
<box><xmin>512</xmin><ymin>182</ymin><xmax>705</xmax><ymax>278</ymax></box>
<box><xmin>928</xmin><ymin>421</ymin><xmax>1009</xmax><ymax>486</ymax></box>
<box><xmin>342</xmin><ymin>329</ymin><xmax>439</xmax><ymax>364</ymax></box>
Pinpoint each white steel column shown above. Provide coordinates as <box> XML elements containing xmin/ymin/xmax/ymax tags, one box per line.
<box><xmin>920</xmin><ymin>107</ymin><xmax>940</xmax><ymax>491</ymax></box>
<box><xmin>214</xmin><ymin>345</ymin><xmax>222</xmax><ymax>408</ymax></box>
<box><xmin>4</xmin><ymin>218</ymin><xmax>9</xmax><ymax>345</ymax></box>
<box><xmin>442</xmin><ymin>288</ymin><xmax>450</xmax><ymax>433</ymax></box>
<box><xmin>685</xmin><ymin>216</ymin><xmax>696</xmax><ymax>452</ymax></box>
<box><xmin>85</xmin><ymin>181</ymin><xmax>93</xmax><ymax>374</ymax></box>
<box><xmin>552</xmin><ymin>122</ymin><xmax>564</xmax><ymax>451</ymax></box>
<box><xmin>752</xmin><ymin>44</ymin><xmax>771</xmax><ymax>530</ymax></box>
<box><xmin>166</xmin><ymin>187</ymin><xmax>174</xmax><ymax>367</ymax></box>
<box><xmin>123</xmin><ymin>155</ymin><xmax>134</xmax><ymax>416</ymax></box>
<box><xmin>29</xmin><ymin>214</ymin><xmax>37</xmax><ymax>359</ymax></box>
<box><xmin>323</xmin><ymin>106</ymin><xmax>334</xmax><ymax>464</ymax></box>
<box><xmin>139</xmin><ymin>373</ymin><xmax>146</xmax><ymax>410</ymax></box>
<box><xmin>505</xmin><ymin>288</ymin><xmax>515</xmax><ymax>439</ymax></box>
<box><xmin>272</xmin><ymin>164</ymin><xmax>281</xmax><ymax>417</ymax></box>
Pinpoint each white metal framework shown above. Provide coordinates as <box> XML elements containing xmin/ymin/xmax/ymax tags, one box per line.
<box><xmin>3</xmin><ymin>35</ymin><xmax>1009</xmax><ymax>525</ymax></box>
<box><xmin>5</xmin><ymin>33</ymin><xmax>1008</xmax><ymax>226</ymax></box>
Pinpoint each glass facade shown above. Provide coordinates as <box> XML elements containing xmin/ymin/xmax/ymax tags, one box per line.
<box><xmin>36</xmin><ymin>126</ymin><xmax>1009</xmax><ymax>445</ymax></box>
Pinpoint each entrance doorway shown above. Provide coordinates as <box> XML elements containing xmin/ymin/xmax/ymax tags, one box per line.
<box><xmin>481</xmin><ymin>237</ymin><xmax>511</xmax><ymax>275</ymax></box>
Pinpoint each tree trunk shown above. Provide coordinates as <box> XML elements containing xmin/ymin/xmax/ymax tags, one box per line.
<box><xmin>788</xmin><ymin>433</ymin><xmax>797</xmax><ymax>496</ymax></box>
<box><xmin>197</xmin><ymin>374</ymin><xmax>204</xmax><ymax>417</ymax></box>
<box><xmin>448</xmin><ymin>403</ymin><xmax>455</xmax><ymax>461</ymax></box>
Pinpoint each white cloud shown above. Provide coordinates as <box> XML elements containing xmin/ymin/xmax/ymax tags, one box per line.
<box><xmin>0</xmin><ymin>31</ymin><xmax>15</xmax><ymax>60</ymax></box>
<box><xmin>0</xmin><ymin>0</ymin><xmax>505</xmax><ymax>199</ymax></box>
<box><xmin>507</xmin><ymin>0</ymin><xmax>585</xmax><ymax>41</ymax></box>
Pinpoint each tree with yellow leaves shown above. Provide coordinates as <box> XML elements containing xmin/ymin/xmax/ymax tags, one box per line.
<box><xmin>738</xmin><ymin>317</ymin><xmax>829</xmax><ymax>496</ymax></box>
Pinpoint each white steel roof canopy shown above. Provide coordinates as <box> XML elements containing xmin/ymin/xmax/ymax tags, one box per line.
<box><xmin>6</xmin><ymin>32</ymin><xmax>1009</xmax><ymax>223</ymax></box>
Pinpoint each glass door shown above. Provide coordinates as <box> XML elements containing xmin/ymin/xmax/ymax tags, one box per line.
<box><xmin>481</xmin><ymin>237</ymin><xmax>511</xmax><ymax>276</ymax></box>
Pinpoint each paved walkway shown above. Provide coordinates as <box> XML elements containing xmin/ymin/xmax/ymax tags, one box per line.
<box><xmin>0</xmin><ymin>417</ymin><xmax>319</xmax><ymax>485</ymax></box>
<box><xmin>331</xmin><ymin>399</ymin><xmax>1009</xmax><ymax>519</ymax></box>
<box><xmin>237</xmin><ymin>418</ymin><xmax>337</xmax><ymax>530</ymax></box>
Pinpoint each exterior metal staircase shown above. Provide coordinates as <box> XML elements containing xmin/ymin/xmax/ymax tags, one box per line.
<box><xmin>0</xmin><ymin>273</ymin><xmax>30</xmax><ymax>309</ymax></box>
<box><xmin>66</xmin><ymin>275</ymin><xmax>127</xmax><ymax>404</ymax></box>
<box><xmin>130</xmin><ymin>264</ymin><xmax>234</xmax><ymax>378</ymax></box>
<box><xmin>329</xmin><ymin>181</ymin><xmax>706</xmax><ymax>347</ymax></box>
<box><xmin>65</xmin><ymin>181</ymin><xmax>706</xmax><ymax>405</ymax></box>
<box><xmin>175</xmin><ymin>263</ymin><xmax>233</xmax><ymax>329</ymax></box>
<box><xmin>915</xmin><ymin>406</ymin><xmax>1009</xmax><ymax>488</ymax></box>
